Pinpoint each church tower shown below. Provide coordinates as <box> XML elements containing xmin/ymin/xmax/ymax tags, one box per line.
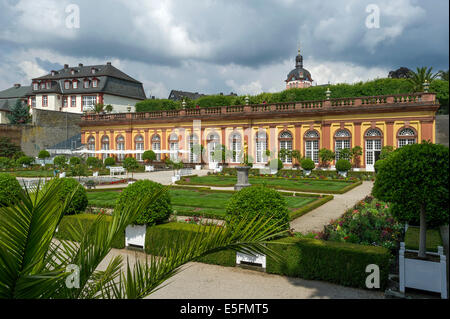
<box><xmin>285</xmin><ymin>46</ymin><xmax>313</xmax><ymax>89</ymax></box>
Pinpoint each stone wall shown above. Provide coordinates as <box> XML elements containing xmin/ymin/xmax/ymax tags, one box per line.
<box><xmin>0</xmin><ymin>109</ymin><xmax>81</xmax><ymax>157</ymax></box>
<box><xmin>436</xmin><ymin>115</ymin><xmax>449</xmax><ymax>147</ymax></box>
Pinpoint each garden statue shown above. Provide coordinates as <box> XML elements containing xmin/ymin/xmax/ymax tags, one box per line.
<box><xmin>234</xmin><ymin>142</ymin><xmax>251</xmax><ymax>191</ymax></box>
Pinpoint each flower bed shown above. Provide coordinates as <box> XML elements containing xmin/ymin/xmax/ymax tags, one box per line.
<box><xmin>306</xmin><ymin>195</ymin><xmax>403</xmax><ymax>251</ymax></box>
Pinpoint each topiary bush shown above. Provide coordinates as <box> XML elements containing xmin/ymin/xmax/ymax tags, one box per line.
<box><xmin>56</xmin><ymin>178</ymin><xmax>88</xmax><ymax>215</ymax></box>
<box><xmin>225</xmin><ymin>185</ymin><xmax>290</xmax><ymax>231</ymax></box>
<box><xmin>335</xmin><ymin>159</ymin><xmax>351</xmax><ymax>172</ymax></box>
<box><xmin>104</xmin><ymin>157</ymin><xmax>116</xmax><ymax>166</ymax></box>
<box><xmin>115</xmin><ymin>180</ymin><xmax>172</xmax><ymax>225</ymax></box>
<box><xmin>0</xmin><ymin>173</ymin><xmax>22</xmax><ymax>207</ymax></box>
<box><xmin>69</xmin><ymin>157</ymin><xmax>82</xmax><ymax>166</ymax></box>
<box><xmin>17</xmin><ymin>155</ymin><xmax>34</xmax><ymax>167</ymax></box>
<box><xmin>301</xmin><ymin>158</ymin><xmax>315</xmax><ymax>171</ymax></box>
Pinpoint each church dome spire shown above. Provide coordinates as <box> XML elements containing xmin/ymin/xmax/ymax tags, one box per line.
<box><xmin>285</xmin><ymin>44</ymin><xmax>313</xmax><ymax>89</ymax></box>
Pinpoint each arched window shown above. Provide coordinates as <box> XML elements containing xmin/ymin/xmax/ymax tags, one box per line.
<box><xmin>135</xmin><ymin>135</ymin><xmax>144</xmax><ymax>161</ymax></box>
<box><xmin>152</xmin><ymin>134</ymin><xmax>161</xmax><ymax>161</ymax></box>
<box><xmin>397</xmin><ymin>127</ymin><xmax>417</xmax><ymax>148</ymax></box>
<box><xmin>255</xmin><ymin>131</ymin><xmax>268</xmax><ymax>163</ymax></box>
<box><xmin>304</xmin><ymin>130</ymin><xmax>320</xmax><ymax>164</ymax></box>
<box><xmin>230</xmin><ymin>133</ymin><xmax>242</xmax><ymax>163</ymax></box>
<box><xmin>88</xmin><ymin>136</ymin><xmax>96</xmax><ymax>157</ymax></box>
<box><xmin>169</xmin><ymin>133</ymin><xmax>179</xmax><ymax>161</ymax></box>
<box><xmin>101</xmin><ymin>136</ymin><xmax>110</xmax><ymax>160</ymax></box>
<box><xmin>189</xmin><ymin>134</ymin><xmax>200</xmax><ymax>163</ymax></box>
<box><xmin>116</xmin><ymin>135</ymin><xmax>125</xmax><ymax>161</ymax></box>
<box><xmin>364</xmin><ymin>128</ymin><xmax>383</xmax><ymax>170</ymax></box>
<box><xmin>279</xmin><ymin>131</ymin><xmax>293</xmax><ymax>164</ymax></box>
<box><xmin>334</xmin><ymin>129</ymin><xmax>351</xmax><ymax>161</ymax></box>
<box><xmin>207</xmin><ymin>133</ymin><xmax>220</xmax><ymax>164</ymax></box>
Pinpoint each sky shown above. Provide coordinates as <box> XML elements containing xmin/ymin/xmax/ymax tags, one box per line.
<box><xmin>0</xmin><ymin>0</ymin><xmax>448</xmax><ymax>98</ymax></box>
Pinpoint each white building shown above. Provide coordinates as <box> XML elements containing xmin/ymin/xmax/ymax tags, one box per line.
<box><xmin>28</xmin><ymin>62</ymin><xmax>146</xmax><ymax>114</ymax></box>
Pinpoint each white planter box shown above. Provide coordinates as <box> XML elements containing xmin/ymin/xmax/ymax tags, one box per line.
<box><xmin>93</xmin><ymin>171</ymin><xmax>99</xmax><ymax>177</ymax></box>
<box><xmin>145</xmin><ymin>165</ymin><xmax>154</xmax><ymax>172</ymax></box>
<box><xmin>128</xmin><ymin>181</ymin><xmax>135</xmax><ymax>185</ymax></box>
<box><xmin>338</xmin><ymin>171</ymin><xmax>347</xmax><ymax>177</ymax></box>
<box><xmin>353</xmin><ymin>168</ymin><xmax>360</xmax><ymax>172</ymax></box>
<box><xmin>304</xmin><ymin>170</ymin><xmax>311</xmax><ymax>176</ymax></box>
<box><xmin>195</xmin><ymin>165</ymin><xmax>202</xmax><ymax>171</ymax></box>
<box><xmin>125</xmin><ymin>224</ymin><xmax>146</xmax><ymax>248</ymax></box>
<box><xmin>59</xmin><ymin>172</ymin><xmax>66</xmax><ymax>178</ymax></box>
<box><xmin>171</xmin><ymin>175</ymin><xmax>181</xmax><ymax>183</ymax></box>
<box><xmin>236</xmin><ymin>251</ymin><xmax>266</xmax><ymax>269</ymax></box>
<box><xmin>399</xmin><ymin>242</ymin><xmax>447</xmax><ymax>298</ymax></box>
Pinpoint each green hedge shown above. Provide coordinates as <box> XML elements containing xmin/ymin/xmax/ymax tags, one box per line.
<box><xmin>289</xmin><ymin>195</ymin><xmax>334</xmax><ymax>220</ymax></box>
<box><xmin>145</xmin><ymin>222</ymin><xmax>235</xmax><ymax>267</ymax></box>
<box><xmin>266</xmin><ymin>237</ymin><xmax>391</xmax><ymax>289</ymax></box>
<box><xmin>55</xmin><ymin>214</ymin><xmax>125</xmax><ymax>249</ymax></box>
<box><xmin>404</xmin><ymin>226</ymin><xmax>443</xmax><ymax>253</ymax></box>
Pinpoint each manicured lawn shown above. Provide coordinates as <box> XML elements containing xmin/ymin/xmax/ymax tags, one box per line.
<box><xmin>87</xmin><ymin>188</ymin><xmax>324</xmax><ymax>220</ymax></box>
<box><xmin>5</xmin><ymin>170</ymin><xmax>55</xmax><ymax>177</ymax></box>
<box><xmin>177</xmin><ymin>175</ymin><xmax>357</xmax><ymax>193</ymax></box>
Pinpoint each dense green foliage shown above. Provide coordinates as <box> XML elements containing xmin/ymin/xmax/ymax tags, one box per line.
<box><xmin>55</xmin><ymin>214</ymin><xmax>125</xmax><ymax>249</ymax></box>
<box><xmin>145</xmin><ymin>222</ymin><xmax>235</xmax><ymax>267</ymax></box>
<box><xmin>404</xmin><ymin>227</ymin><xmax>443</xmax><ymax>253</ymax></box>
<box><xmin>104</xmin><ymin>157</ymin><xmax>116</xmax><ymax>166</ymax></box>
<box><xmin>38</xmin><ymin>150</ymin><xmax>50</xmax><ymax>160</ymax></box>
<box><xmin>133</xmin><ymin>78</ymin><xmax>449</xmax><ymax>114</ymax></box>
<box><xmin>69</xmin><ymin>157</ymin><xmax>81</xmax><ymax>166</ymax></box>
<box><xmin>7</xmin><ymin>99</ymin><xmax>30</xmax><ymax>124</ymax></box>
<box><xmin>53</xmin><ymin>156</ymin><xmax>67</xmax><ymax>169</ymax></box>
<box><xmin>266</xmin><ymin>237</ymin><xmax>391</xmax><ymax>289</ymax></box>
<box><xmin>142</xmin><ymin>150</ymin><xmax>157</xmax><ymax>163</ymax></box>
<box><xmin>318</xmin><ymin>148</ymin><xmax>335</xmax><ymax>167</ymax></box>
<box><xmin>123</xmin><ymin>157</ymin><xmax>139</xmax><ymax>172</ymax></box>
<box><xmin>115</xmin><ymin>180</ymin><xmax>171</xmax><ymax>225</ymax></box>
<box><xmin>300</xmin><ymin>158</ymin><xmax>315</xmax><ymax>171</ymax></box>
<box><xmin>226</xmin><ymin>186</ymin><xmax>290</xmax><ymax>231</ymax></box>
<box><xmin>373</xmin><ymin>142</ymin><xmax>449</xmax><ymax>228</ymax></box>
<box><xmin>379</xmin><ymin>146</ymin><xmax>394</xmax><ymax>160</ymax></box>
<box><xmin>56</xmin><ymin>178</ymin><xmax>88</xmax><ymax>215</ymax></box>
<box><xmin>0</xmin><ymin>173</ymin><xmax>22</xmax><ymax>207</ymax></box>
<box><xmin>86</xmin><ymin>157</ymin><xmax>102</xmax><ymax>169</ymax></box>
<box><xmin>335</xmin><ymin>159</ymin><xmax>352</xmax><ymax>172</ymax></box>
<box><xmin>16</xmin><ymin>156</ymin><xmax>34</xmax><ymax>167</ymax></box>
<box><xmin>0</xmin><ymin>137</ymin><xmax>21</xmax><ymax>158</ymax></box>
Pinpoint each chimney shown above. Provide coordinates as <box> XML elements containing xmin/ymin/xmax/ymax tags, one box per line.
<box><xmin>106</xmin><ymin>62</ymin><xmax>112</xmax><ymax>66</ymax></box>
<box><xmin>14</xmin><ymin>83</ymin><xmax>21</xmax><ymax>88</ymax></box>
<box><xmin>78</xmin><ymin>63</ymin><xmax>83</xmax><ymax>67</ymax></box>
<box><xmin>64</xmin><ymin>64</ymin><xmax>69</xmax><ymax>69</ymax></box>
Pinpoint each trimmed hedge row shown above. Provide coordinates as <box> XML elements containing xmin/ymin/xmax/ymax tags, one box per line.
<box><xmin>145</xmin><ymin>222</ymin><xmax>235</xmax><ymax>267</ymax></box>
<box><xmin>55</xmin><ymin>214</ymin><xmax>125</xmax><ymax>249</ymax></box>
<box><xmin>266</xmin><ymin>237</ymin><xmax>391</xmax><ymax>289</ymax></box>
<box><xmin>289</xmin><ymin>195</ymin><xmax>334</xmax><ymax>220</ymax></box>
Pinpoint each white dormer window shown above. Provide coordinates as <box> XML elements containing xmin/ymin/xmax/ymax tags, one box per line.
<box><xmin>51</xmin><ymin>71</ymin><xmax>56</xmax><ymax>76</ymax></box>
<box><xmin>71</xmin><ymin>69</ymin><xmax>76</xmax><ymax>75</ymax></box>
<box><xmin>91</xmin><ymin>68</ymin><xmax>96</xmax><ymax>74</ymax></box>
<box><xmin>64</xmin><ymin>81</ymin><xmax>70</xmax><ymax>90</ymax></box>
<box><xmin>84</xmin><ymin>80</ymin><xmax>90</xmax><ymax>88</ymax></box>
<box><xmin>73</xmin><ymin>81</ymin><xmax>78</xmax><ymax>89</ymax></box>
<box><xmin>46</xmin><ymin>82</ymin><xmax>51</xmax><ymax>89</ymax></box>
<box><xmin>33</xmin><ymin>83</ymin><xmax>38</xmax><ymax>90</ymax></box>
<box><xmin>92</xmin><ymin>79</ymin><xmax>98</xmax><ymax>88</ymax></box>
<box><xmin>40</xmin><ymin>83</ymin><xmax>46</xmax><ymax>89</ymax></box>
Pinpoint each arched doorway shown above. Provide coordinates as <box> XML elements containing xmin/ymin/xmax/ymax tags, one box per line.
<box><xmin>207</xmin><ymin>132</ymin><xmax>220</xmax><ymax>169</ymax></box>
<box><xmin>364</xmin><ymin>128</ymin><xmax>383</xmax><ymax>172</ymax></box>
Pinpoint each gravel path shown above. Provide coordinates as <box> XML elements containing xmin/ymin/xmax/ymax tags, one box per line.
<box><xmin>290</xmin><ymin>181</ymin><xmax>374</xmax><ymax>234</ymax></box>
<box><xmin>98</xmin><ymin>248</ymin><xmax>384</xmax><ymax>299</ymax></box>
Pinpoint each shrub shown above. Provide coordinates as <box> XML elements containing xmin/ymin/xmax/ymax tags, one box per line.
<box><xmin>104</xmin><ymin>157</ymin><xmax>116</xmax><ymax>166</ymax></box>
<box><xmin>115</xmin><ymin>180</ymin><xmax>171</xmax><ymax>225</ymax></box>
<box><xmin>70</xmin><ymin>157</ymin><xmax>82</xmax><ymax>166</ymax></box>
<box><xmin>123</xmin><ymin>157</ymin><xmax>139</xmax><ymax>172</ymax></box>
<box><xmin>143</xmin><ymin>150</ymin><xmax>157</xmax><ymax>164</ymax></box>
<box><xmin>335</xmin><ymin>159</ymin><xmax>351</xmax><ymax>172</ymax></box>
<box><xmin>53</xmin><ymin>155</ymin><xmax>67</xmax><ymax>169</ymax></box>
<box><xmin>269</xmin><ymin>158</ymin><xmax>283</xmax><ymax>170</ymax></box>
<box><xmin>0</xmin><ymin>173</ymin><xmax>22</xmax><ymax>207</ymax></box>
<box><xmin>38</xmin><ymin>150</ymin><xmax>50</xmax><ymax>160</ymax></box>
<box><xmin>86</xmin><ymin>157</ymin><xmax>102</xmax><ymax>168</ymax></box>
<box><xmin>225</xmin><ymin>186</ymin><xmax>290</xmax><ymax>231</ymax></box>
<box><xmin>379</xmin><ymin>146</ymin><xmax>394</xmax><ymax>160</ymax></box>
<box><xmin>319</xmin><ymin>148</ymin><xmax>335</xmax><ymax>167</ymax></box>
<box><xmin>301</xmin><ymin>158</ymin><xmax>315</xmax><ymax>171</ymax></box>
<box><xmin>373</xmin><ymin>141</ymin><xmax>449</xmax><ymax>257</ymax></box>
<box><xmin>56</xmin><ymin>178</ymin><xmax>88</xmax><ymax>215</ymax></box>
<box><xmin>0</xmin><ymin>157</ymin><xmax>14</xmax><ymax>169</ymax></box>
<box><xmin>16</xmin><ymin>155</ymin><xmax>34</xmax><ymax>167</ymax></box>
<box><xmin>266</xmin><ymin>237</ymin><xmax>391</xmax><ymax>289</ymax></box>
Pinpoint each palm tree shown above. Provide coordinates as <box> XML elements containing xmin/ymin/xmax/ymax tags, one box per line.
<box><xmin>0</xmin><ymin>179</ymin><xmax>286</xmax><ymax>299</ymax></box>
<box><xmin>93</xmin><ymin>103</ymin><xmax>105</xmax><ymax>114</ymax></box>
<box><xmin>407</xmin><ymin>67</ymin><xmax>439</xmax><ymax>92</ymax></box>
<box><xmin>438</xmin><ymin>69</ymin><xmax>449</xmax><ymax>81</ymax></box>
<box><xmin>105</xmin><ymin>104</ymin><xmax>114</xmax><ymax>113</ymax></box>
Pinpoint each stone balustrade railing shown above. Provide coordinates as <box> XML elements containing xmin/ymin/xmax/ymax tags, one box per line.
<box><xmin>81</xmin><ymin>92</ymin><xmax>436</xmax><ymax>122</ymax></box>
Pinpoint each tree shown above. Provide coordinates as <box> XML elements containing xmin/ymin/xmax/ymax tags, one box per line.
<box><xmin>291</xmin><ymin>150</ymin><xmax>301</xmax><ymax>166</ymax></box>
<box><xmin>388</xmin><ymin>67</ymin><xmax>412</xmax><ymax>79</ymax></box>
<box><xmin>0</xmin><ymin>179</ymin><xmax>286</xmax><ymax>299</ymax></box>
<box><xmin>86</xmin><ymin>157</ymin><xmax>102</xmax><ymax>170</ymax></box>
<box><xmin>53</xmin><ymin>155</ymin><xmax>68</xmax><ymax>170</ymax></box>
<box><xmin>373</xmin><ymin>142</ymin><xmax>449</xmax><ymax>258</ymax></box>
<box><xmin>16</xmin><ymin>156</ymin><xmax>34</xmax><ymax>167</ymax></box>
<box><xmin>438</xmin><ymin>70</ymin><xmax>449</xmax><ymax>81</ymax></box>
<box><xmin>93</xmin><ymin>103</ymin><xmax>105</xmax><ymax>114</ymax></box>
<box><xmin>318</xmin><ymin>148</ymin><xmax>335</xmax><ymax>168</ymax></box>
<box><xmin>379</xmin><ymin>146</ymin><xmax>394</xmax><ymax>160</ymax></box>
<box><xmin>104</xmin><ymin>157</ymin><xmax>116</xmax><ymax>167</ymax></box>
<box><xmin>123</xmin><ymin>157</ymin><xmax>139</xmax><ymax>178</ymax></box>
<box><xmin>7</xmin><ymin>99</ymin><xmax>30</xmax><ymax>125</ymax></box>
<box><xmin>0</xmin><ymin>137</ymin><xmax>21</xmax><ymax>158</ymax></box>
<box><xmin>351</xmin><ymin>146</ymin><xmax>363</xmax><ymax>168</ymax></box>
<box><xmin>105</xmin><ymin>104</ymin><xmax>114</xmax><ymax>113</ymax></box>
<box><xmin>142</xmin><ymin>150</ymin><xmax>156</xmax><ymax>164</ymax></box>
<box><xmin>38</xmin><ymin>150</ymin><xmax>51</xmax><ymax>165</ymax></box>
<box><xmin>407</xmin><ymin>67</ymin><xmax>439</xmax><ymax>92</ymax></box>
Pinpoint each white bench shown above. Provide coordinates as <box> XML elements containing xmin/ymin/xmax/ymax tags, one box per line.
<box><xmin>179</xmin><ymin>168</ymin><xmax>193</xmax><ymax>176</ymax></box>
<box><xmin>145</xmin><ymin>165</ymin><xmax>155</xmax><ymax>172</ymax></box>
<box><xmin>110</xmin><ymin>167</ymin><xmax>126</xmax><ymax>176</ymax></box>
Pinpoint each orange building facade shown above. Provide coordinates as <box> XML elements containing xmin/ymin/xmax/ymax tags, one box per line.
<box><xmin>79</xmin><ymin>92</ymin><xmax>438</xmax><ymax>172</ymax></box>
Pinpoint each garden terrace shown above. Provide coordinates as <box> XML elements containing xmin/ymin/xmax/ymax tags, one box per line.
<box><xmin>80</xmin><ymin>93</ymin><xmax>438</xmax><ymax>124</ymax></box>
<box><xmin>176</xmin><ymin>175</ymin><xmax>361</xmax><ymax>194</ymax></box>
<box><xmin>86</xmin><ymin>187</ymin><xmax>333</xmax><ymax>220</ymax></box>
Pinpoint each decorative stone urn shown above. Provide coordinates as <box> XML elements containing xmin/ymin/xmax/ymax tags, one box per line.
<box><xmin>234</xmin><ymin>166</ymin><xmax>252</xmax><ymax>191</ymax></box>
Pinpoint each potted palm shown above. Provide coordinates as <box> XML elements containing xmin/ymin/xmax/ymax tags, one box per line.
<box><xmin>351</xmin><ymin>146</ymin><xmax>363</xmax><ymax>171</ymax></box>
